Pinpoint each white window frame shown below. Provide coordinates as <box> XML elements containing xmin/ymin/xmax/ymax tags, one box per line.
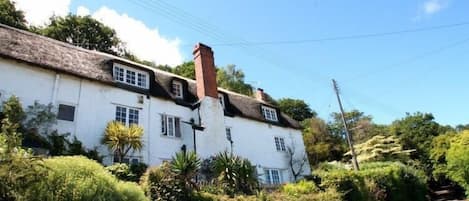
<box><xmin>113</xmin><ymin>63</ymin><xmax>149</xmax><ymax>89</ymax></box>
<box><xmin>264</xmin><ymin>169</ymin><xmax>282</xmax><ymax>185</ymax></box>
<box><xmin>115</xmin><ymin>105</ymin><xmax>140</xmax><ymax>126</ymax></box>
<box><xmin>172</xmin><ymin>81</ymin><xmax>183</xmax><ymax>99</ymax></box>
<box><xmin>261</xmin><ymin>106</ymin><xmax>278</xmax><ymax>122</ymax></box>
<box><xmin>161</xmin><ymin>114</ymin><xmax>182</xmax><ymax>138</ymax></box>
<box><xmin>274</xmin><ymin>136</ymin><xmax>286</xmax><ymax>152</ymax></box>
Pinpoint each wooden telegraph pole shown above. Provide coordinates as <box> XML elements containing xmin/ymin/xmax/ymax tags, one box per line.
<box><xmin>332</xmin><ymin>79</ymin><xmax>360</xmax><ymax>171</ymax></box>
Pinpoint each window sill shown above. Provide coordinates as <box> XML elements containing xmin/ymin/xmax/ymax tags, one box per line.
<box><xmin>160</xmin><ymin>134</ymin><xmax>182</xmax><ymax>140</ymax></box>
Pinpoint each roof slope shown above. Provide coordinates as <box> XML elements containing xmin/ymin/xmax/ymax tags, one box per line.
<box><xmin>0</xmin><ymin>24</ymin><xmax>300</xmax><ymax>129</ymax></box>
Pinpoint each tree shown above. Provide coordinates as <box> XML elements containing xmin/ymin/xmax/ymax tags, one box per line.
<box><xmin>344</xmin><ymin>135</ymin><xmax>414</xmax><ymax>163</ymax></box>
<box><xmin>170</xmin><ymin>151</ymin><xmax>200</xmax><ymax>193</ymax></box>
<box><xmin>286</xmin><ymin>142</ymin><xmax>308</xmax><ymax>181</ymax></box>
<box><xmin>217</xmin><ymin>65</ymin><xmax>254</xmax><ymax>96</ymax></box>
<box><xmin>0</xmin><ymin>0</ymin><xmax>27</xmax><ymax>30</ymax></box>
<box><xmin>429</xmin><ymin>131</ymin><xmax>456</xmax><ymax>180</ymax></box>
<box><xmin>102</xmin><ymin>121</ymin><xmax>144</xmax><ymax>163</ymax></box>
<box><xmin>390</xmin><ymin>112</ymin><xmax>441</xmax><ymax>168</ymax></box>
<box><xmin>328</xmin><ymin>109</ymin><xmax>377</xmax><ymax>143</ymax></box>
<box><xmin>302</xmin><ymin>117</ymin><xmax>346</xmax><ymax>166</ymax></box>
<box><xmin>172</xmin><ymin>61</ymin><xmax>196</xmax><ymax>79</ymax></box>
<box><xmin>40</xmin><ymin>14</ymin><xmax>122</xmax><ymax>55</ymax></box>
<box><xmin>445</xmin><ymin>130</ymin><xmax>469</xmax><ymax>196</ymax></box>
<box><xmin>277</xmin><ymin>98</ymin><xmax>316</xmax><ymax>122</ymax></box>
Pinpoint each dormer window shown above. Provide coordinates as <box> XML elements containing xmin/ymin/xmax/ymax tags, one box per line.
<box><xmin>113</xmin><ymin>63</ymin><xmax>149</xmax><ymax>89</ymax></box>
<box><xmin>172</xmin><ymin>81</ymin><xmax>183</xmax><ymax>98</ymax></box>
<box><xmin>218</xmin><ymin>93</ymin><xmax>225</xmax><ymax>109</ymax></box>
<box><xmin>262</xmin><ymin>106</ymin><xmax>278</xmax><ymax>122</ymax></box>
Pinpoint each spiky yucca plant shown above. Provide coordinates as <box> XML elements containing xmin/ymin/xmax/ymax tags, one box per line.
<box><xmin>171</xmin><ymin>151</ymin><xmax>201</xmax><ymax>190</ymax></box>
<box><xmin>102</xmin><ymin>121</ymin><xmax>143</xmax><ymax>163</ymax></box>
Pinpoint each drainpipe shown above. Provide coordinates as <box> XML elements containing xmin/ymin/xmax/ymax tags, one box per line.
<box><xmin>51</xmin><ymin>73</ymin><xmax>60</xmax><ymax>104</ymax></box>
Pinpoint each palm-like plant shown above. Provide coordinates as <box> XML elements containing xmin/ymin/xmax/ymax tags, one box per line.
<box><xmin>102</xmin><ymin>121</ymin><xmax>143</xmax><ymax>163</ymax></box>
<box><xmin>171</xmin><ymin>151</ymin><xmax>201</xmax><ymax>190</ymax></box>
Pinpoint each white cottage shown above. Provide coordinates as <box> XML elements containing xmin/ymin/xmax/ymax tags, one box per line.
<box><xmin>0</xmin><ymin>24</ymin><xmax>310</xmax><ymax>184</ymax></box>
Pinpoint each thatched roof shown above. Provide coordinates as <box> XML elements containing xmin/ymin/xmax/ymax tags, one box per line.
<box><xmin>0</xmin><ymin>24</ymin><xmax>300</xmax><ymax>129</ymax></box>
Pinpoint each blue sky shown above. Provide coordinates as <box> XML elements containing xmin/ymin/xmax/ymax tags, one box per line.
<box><xmin>14</xmin><ymin>0</ymin><xmax>469</xmax><ymax>126</ymax></box>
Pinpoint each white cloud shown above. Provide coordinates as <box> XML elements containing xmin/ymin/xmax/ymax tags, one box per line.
<box><xmin>76</xmin><ymin>6</ymin><xmax>90</xmax><ymax>16</ymax></box>
<box><xmin>12</xmin><ymin>0</ymin><xmax>71</xmax><ymax>26</ymax></box>
<box><xmin>92</xmin><ymin>6</ymin><xmax>183</xmax><ymax>66</ymax></box>
<box><xmin>422</xmin><ymin>0</ymin><xmax>449</xmax><ymax>15</ymax></box>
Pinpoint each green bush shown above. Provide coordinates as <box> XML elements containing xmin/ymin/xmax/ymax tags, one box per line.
<box><xmin>281</xmin><ymin>180</ymin><xmax>319</xmax><ymax>197</ymax></box>
<box><xmin>315</xmin><ymin>162</ymin><xmax>427</xmax><ymax>201</ymax></box>
<box><xmin>140</xmin><ymin>162</ymin><xmax>188</xmax><ymax>201</ymax></box>
<box><xmin>212</xmin><ymin>152</ymin><xmax>258</xmax><ymax>196</ymax></box>
<box><xmin>25</xmin><ymin>156</ymin><xmax>146</xmax><ymax>201</ymax></box>
<box><xmin>446</xmin><ymin>130</ymin><xmax>469</xmax><ymax>196</ymax></box>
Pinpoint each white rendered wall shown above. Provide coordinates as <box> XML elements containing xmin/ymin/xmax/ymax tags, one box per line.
<box><xmin>0</xmin><ymin>58</ymin><xmax>310</xmax><ymax>183</ymax></box>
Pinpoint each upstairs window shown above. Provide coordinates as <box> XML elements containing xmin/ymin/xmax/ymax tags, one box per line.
<box><xmin>274</xmin><ymin>137</ymin><xmax>286</xmax><ymax>151</ymax></box>
<box><xmin>161</xmin><ymin>114</ymin><xmax>181</xmax><ymax>138</ymax></box>
<box><xmin>113</xmin><ymin>64</ymin><xmax>149</xmax><ymax>89</ymax></box>
<box><xmin>264</xmin><ymin>169</ymin><xmax>282</xmax><ymax>185</ymax></box>
<box><xmin>172</xmin><ymin>81</ymin><xmax>183</xmax><ymax>99</ymax></box>
<box><xmin>218</xmin><ymin>93</ymin><xmax>225</xmax><ymax>109</ymax></box>
<box><xmin>225</xmin><ymin>127</ymin><xmax>232</xmax><ymax>142</ymax></box>
<box><xmin>57</xmin><ymin>104</ymin><xmax>75</xmax><ymax>121</ymax></box>
<box><xmin>262</xmin><ymin>106</ymin><xmax>278</xmax><ymax>122</ymax></box>
<box><xmin>115</xmin><ymin>106</ymin><xmax>139</xmax><ymax>125</ymax></box>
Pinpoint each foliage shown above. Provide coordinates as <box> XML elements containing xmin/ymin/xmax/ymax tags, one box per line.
<box><xmin>171</xmin><ymin>151</ymin><xmax>201</xmax><ymax>192</ymax></box>
<box><xmin>390</xmin><ymin>112</ymin><xmax>442</xmax><ymax>171</ymax></box>
<box><xmin>0</xmin><ymin>0</ymin><xmax>27</xmax><ymax>30</ymax></box>
<box><xmin>314</xmin><ymin>161</ymin><xmax>427</xmax><ymax>201</ymax></box>
<box><xmin>344</xmin><ymin>135</ymin><xmax>414</xmax><ymax>163</ymax></box>
<box><xmin>140</xmin><ymin>162</ymin><xmax>189</xmax><ymax>201</ymax></box>
<box><xmin>217</xmin><ymin>65</ymin><xmax>254</xmax><ymax>96</ymax></box>
<box><xmin>302</xmin><ymin>117</ymin><xmax>346</xmax><ymax>166</ymax></box>
<box><xmin>40</xmin><ymin>14</ymin><xmax>123</xmax><ymax>55</ymax></box>
<box><xmin>23</xmin><ymin>101</ymin><xmax>56</xmax><ymax>135</ymax></box>
<box><xmin>277</xmin><ymin>98</ymin><xmax>316</xmax><ymax>122</ymax></box>
<box><xmin>107</xmin><ymin>163</ymin><xmax>133</xmax><ymax>181</ymax></box>
<box><xmin>429</xmin><ymin>132</ymin><xmax>456</xmax><ymax>180</ymax></box>
<box><xmin>172</xmin><ymin>61</ymin><xmax>196</xmax><ymax>79</ymax></box>
<box><xmin>0</xmin><ymin>113</ymin><xmax>47</xmax><ymax>201</ymax></box>
<box><xmin>102</xmin><ymin>121</ymin><xmax>144</xmax><ymax>163</ymax></box>
<box><xmin>213</xmin><ymin>152</ymin><xmax>258</xmax><ymax>196</ymax></box>
<box><xmin>281</xmin><ymin>180</ymin><xmax>319</xmax><ymax>197</ymax></box>
<box><xmin>329</xmin><ymin>109</ymin><xmax>381</xmax><ymax>143</ymax></box>
<box><xmin>445</xmin><ymin>130</ymin><xmax>469</xmax><ymax>196</ymax></box>
<box><xmin>25</xmin><ymin>156</ymin><xmax>146</xmax><ymax>201</ymax></box>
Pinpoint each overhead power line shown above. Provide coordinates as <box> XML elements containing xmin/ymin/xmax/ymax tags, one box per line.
<box><xmin>210</xmin><ymin>21</ymin><xmax>469</xmax><ymax>46</ymax></box>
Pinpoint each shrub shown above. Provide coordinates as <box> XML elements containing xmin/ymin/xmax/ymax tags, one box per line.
<box><xmin>445</xmin><ymin>130</ymin><xmax>469</xmax><ymax>196</ymax></box>
<box><xmin>315</xmin><ymin>162</ymin><xmax>427</xmax><ymax>201</ymax></box>
<box><xmin>281</xmin><ymin>180</ymin><xmax>319</xmax><ymax>197</ymax></box>
<box><xmin>213</xmin><ymin>152</ymin><xmax>258</xmax><ymax>196</ymax></box>
<box><xmin>140</xmin><ymin>162</ymin><xmax>188</xmax><ymax>201</ymax></box>
<box><xmin>25</xmin><ymin>156</ymin><xmax>146</xmax><ymax>201</ymax></box>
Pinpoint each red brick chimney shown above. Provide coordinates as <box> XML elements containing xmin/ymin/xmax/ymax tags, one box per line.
<box><xmin>256</xmin><ymin>88</ymin><xmax>267</xmax><ymax>102</ymax></box>
<box><xmin>193</xmin><ymin>43</ymin><xmax>218</xmax><ymax>99</ymax></box>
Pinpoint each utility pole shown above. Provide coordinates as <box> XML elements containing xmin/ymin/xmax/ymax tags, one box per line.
<box><xmin>332</xmin><ymin>79</ymin><xmax>360</xmax><ymax>171</ymax></box>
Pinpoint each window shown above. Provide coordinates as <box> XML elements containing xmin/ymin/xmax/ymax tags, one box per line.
<box><xmin>261</xmin><ymin>106</ymin><xmax>278</xmax><ymax>122</ymax></box>
<box><xmin>115</xmin><ymin>106</ymin><xmax>139</xmax><ymax>125</ymax></box>
<box><xmin>264</xmin><ymin>169</ymin><xmax>282</xmax><ymax>185</ymax></box>
<box><xmin>161</xmin><ymin>114</ymin><xmax>181</xmax><ymax>138</ymax></box>
<box><xmin>172</xmin><ymin>81</ymin><xmax>183</xmax><ymax>98</ymax></box>
<box><xmin>218</xmin><ymin>93</ymin><xmax>225</xmax><ymax>109</ymax></box>
<box><xmin>225</xmin><ymin>127</ymin><xmax>232</xmax><ymax>142</ymax></box>
<box><xmin>274</xmin><ymin>137</ymin><xmax>286</xmax><ymax>151</ymax></box>
<box><xmin>113</xmin><ymin>64</ymin><xmax>149</xmax><ymax>89</ymax></box>
<box><xmin>57</xmin><ymin>104</ymin><xmax>75</xmax><ymax>121</ymax></box>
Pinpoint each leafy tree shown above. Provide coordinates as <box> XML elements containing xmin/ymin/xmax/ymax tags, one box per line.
<box><xmin>217</xmin><ymin>65</ymin><xmax>253</xmax><ymax>96</ymax></box>
<box><xmin>172</xmin><ymin>61</ymin><xmax>196</xmax><ymax>79</ymax></box>
<box><xmin>40</xmin><ymin>14</ymin><xmax>122</xmax><ymax>55</ymax></box>
<box><xmin>277</xmin><ymin>98</ymin><xmax>316</xmax><ymax>121</ymax></box>
<box><xmin>0</xmin><ymin>0</ymin><xmax>27</xmax><ymax>30</ymax></box>
<box><xmin>344</xmin><ymin>135</ymin><xmax>414</xmax><ymax>163</ymax></box>
<box><xmin>390</xmin><ymin>112</ymin><xmax>441</xmax><ymax>169</ymax></box>
<box><xmin>429</xmin><ymin>131</ymin><xmax>456</xmax><ymax>180</ymax></box>
<box><xmin>328</xmin><ymin>109</ymin><xmax>378</xmax><ymax>143</ymax></box>
<box><xmin>102</xmin><ymin>121</ymin><xmax>144</xmax><ymax>163</ymax></box>
<box><xmin>445</xmin><ymin>130</ymin><xmax>469</xmax><ymax>196</ymax></box>
<box><xmin>455</xmin><ymin>124</ymin><xmax>469</xmax><ymax>132</ymax></box>
<box><xmin>302</xmin><ymin>117</ymin><xmax>346</xmax><ymax>166</ymax></box>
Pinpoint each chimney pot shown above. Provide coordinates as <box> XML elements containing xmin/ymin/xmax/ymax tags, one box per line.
<box><xmin>256</xmin><ymin>88</ymin><xmax>267</xmax><ymax>102</ymax></box>
<box><xmin>193</xmin><ymin>43</ymin><xmax>218</xmax><ymax>99</ymax></box>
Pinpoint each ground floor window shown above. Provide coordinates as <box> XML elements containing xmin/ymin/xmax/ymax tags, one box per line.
<box><xmin>264</xmin><ymin>168</ymin><xmax>282</xmax><ymax>185</ymax></box>
<box><xmin>115</xmin><ymin>105</ymin><xmax>139</xmax><ymax>125</ymax></box>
